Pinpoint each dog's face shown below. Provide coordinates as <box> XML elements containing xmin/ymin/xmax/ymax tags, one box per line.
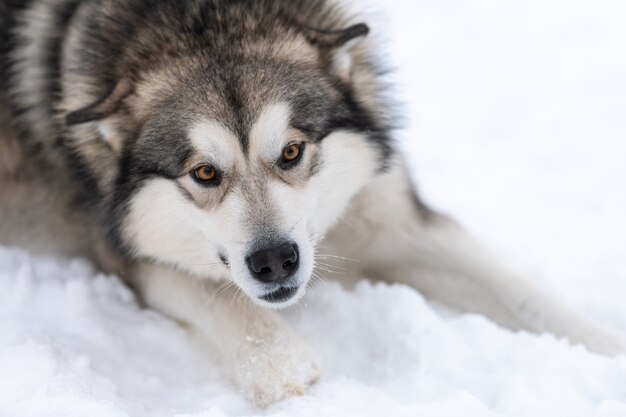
<box><xmin>119</xmin><ymin>64</ymin><xmax>384</xmax><ymax>307</ymax></box>
<box><xmin>64</xmin><ymin>21</ymin><xmax>390</xmax><ymax>308</ymax></box>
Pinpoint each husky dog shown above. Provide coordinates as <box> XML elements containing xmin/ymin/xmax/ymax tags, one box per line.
<box><xmin>1</xmin><ymin>0</ymin><xmax>624</xmax><ymax>406</ymax></box>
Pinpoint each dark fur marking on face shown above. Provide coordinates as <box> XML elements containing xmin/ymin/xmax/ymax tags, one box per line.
<box><xmin>105</xmin><ymin>114</ymin><xmax>194</xmax><ymax>254</ymax></box>
<box><xmin>128</xmin><ymin>112</ymin><xmax>194</xmax><ymax>178</ymax></box>
<box><xmin>221</xmin><ymin>78</ymin><xmax>249</xmax><ymax>153</ymax></box>
<box><xmin>289</xmin><ymin>80</ymin><xmax>394</xmax><ymax>172</ymax></box>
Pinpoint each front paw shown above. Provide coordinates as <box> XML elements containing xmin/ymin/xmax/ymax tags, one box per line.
<box><xmin>234</xmin><ymin>333</ymin><xmax>320</xmax><ymax>407</ymax></box>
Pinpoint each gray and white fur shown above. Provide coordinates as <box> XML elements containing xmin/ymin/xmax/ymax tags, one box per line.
<box><xmin>0</xmin><ymin>0</ymin><xmax>623</xmax><ymax>406</ymax></box>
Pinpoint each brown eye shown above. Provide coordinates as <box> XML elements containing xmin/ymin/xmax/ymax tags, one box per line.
<box><xmin>192</xmin><ymin>164</ymin><xmax>219</xmax><ymax>184</ymax></box>
<box><xmin>281</xmin><ymin>143</ymin><xmax>302</xmax><ymax>164</ymax></box>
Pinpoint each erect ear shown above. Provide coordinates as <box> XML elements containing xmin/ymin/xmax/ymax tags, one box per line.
<box><xmin>303</xmin><ymin>23</ymin><xmax>370</xmax><ymax>81</ymax></box>
<box><xmin>65</xmin><ymin>79</ymin><xmax>133</xmax><ymax>126</ymax></box>
<box><xmin>304</xmin><ymin>23</ymin><xmax>369</xmax><ymax>48</ymax></box>
<box><xmin>64</xmin><ymin>80</ymin><xmax>133</xmax><ymax>154</ymax></box>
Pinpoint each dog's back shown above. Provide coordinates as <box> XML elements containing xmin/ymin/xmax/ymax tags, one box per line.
<box><xmin>0</xmin><ymin>0</ymin><xmax>24</xmax><ymax>174</ymax></box>
<box><xmin>0</xmin><ymin>0</ymin><xmax>94</xmax><ymax>258</ymax></box>
<box><xmin>0</xmin><ymin>112</ymin><xmax>95</xmax><ymax>261</ymax></box>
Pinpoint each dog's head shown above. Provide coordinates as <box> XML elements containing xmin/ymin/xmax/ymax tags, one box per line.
<box><xmin>62</xmin><ymin>3</ymin><xmax>392</xmax><ymax>307</ymax></box>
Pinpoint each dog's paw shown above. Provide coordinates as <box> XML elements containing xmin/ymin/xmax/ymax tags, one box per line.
<box><xmin>584</xmin><ymin>329</ymin><xmax>626</xmax><ymax>357</ymax></box>
<box><xmin>234</xmin><ymin>333</ymin><xmax>320</xmax><ymax>407</ymax></box>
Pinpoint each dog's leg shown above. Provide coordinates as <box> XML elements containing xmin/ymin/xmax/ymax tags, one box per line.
<box><xmin>325</xmin><ymin>161</ymin><xmax>626</xmax><ymax>356</ymax></box>
<box><xmin>130</xmin><ymin>262</ymin><xmax>320</xmax><ymax>407</ymax></box>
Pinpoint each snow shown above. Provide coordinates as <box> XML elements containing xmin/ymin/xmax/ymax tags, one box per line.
<box><xmin>2</xmin><ymin>0</ymin><xmax>626</xmax><ymax>416</ymax></box>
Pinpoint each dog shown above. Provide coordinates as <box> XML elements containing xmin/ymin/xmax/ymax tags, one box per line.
<box><xmin>1</xmin><ymin>0</ymin><xmax>624</xmax><ymax>407</ymax></box>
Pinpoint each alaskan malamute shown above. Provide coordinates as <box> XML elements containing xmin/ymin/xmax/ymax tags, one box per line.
<box><xmin>1</xmin><ymin>0</ymin><xmax>623</xmax><ymax>406</ymax></box>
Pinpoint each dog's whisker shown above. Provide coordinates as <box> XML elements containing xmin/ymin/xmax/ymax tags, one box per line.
<box><xmin>338</xmin><ymin>214</ymin><xmax>370</xmax><ymax>237</ymax></box>
<box><xmin>202</xmin><ymin>280</ymin><xmax>232</xmax><ymax>307</ymax></box>
<box><xmin>227</xmin><ymin>286</ymin><xmax>242</xmax><ymax>314</ymax></box>
<box><xmin>315</xmin><ymin>253</ymin><xmax>359</xmax><ymax>263</ymax></box>
<box><xmin>314</xmin><ymin>257</ymin><xmax>347</xmax><ymax>269</ymax></box>
<box><xmin>213</xmin><ymin>281</ymin><xmax>236</xmax><ymax>300</ymax></box>
<box><xmin>311</xmin><ymin>270</ymin><xmax>329</xmax><ymax>286</ymax></box>
<box><xmin>309</xmin><ymin>232</ymin><xmax>326</xmax><ymax>245</ymax></box>
<box><xmin>315</xmin><ymin>263</ymin><xmax>346</xmax><ymax>273</ymax></box>
<box><xmin>314</xmin><ymin>267</ymin><xmax>347</xmax><ymax>276</ymax></box>
<box><xmin>289</xmin><ymin>215</ymin><xmax>307</xmax><ymax>234</ymax></box>
<box><xmin>314</xmin><ymin>256</ymin><xmax>347</xmax><ymax>266</ymax></box>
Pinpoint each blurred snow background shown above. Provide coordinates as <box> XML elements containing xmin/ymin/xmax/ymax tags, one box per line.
<box><xmin>1</xmin><ymin>0</ymin><xmax>626</xmax><ymax>416</ymax></box>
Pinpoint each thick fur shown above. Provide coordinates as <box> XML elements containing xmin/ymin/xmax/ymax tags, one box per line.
<box><xmin>1</xmin><ymin>0</ymin><xmax>624</xmax><ymax>407</ymax></box>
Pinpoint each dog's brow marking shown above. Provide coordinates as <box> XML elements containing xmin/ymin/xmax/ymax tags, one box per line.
<box><xmin>188</xmin><ymin>120</ymin><xmax>240</xmax><ymax>169</ymax></box>
<box><xmin>249</xmin><ymin>102</ymin><xmax>291</xmax><ymax>161</ymax></box>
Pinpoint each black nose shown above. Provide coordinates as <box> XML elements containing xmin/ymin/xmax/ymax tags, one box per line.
<box><xmin>247</xmin><ymin>243</ymin><xmax>299</xmax><ymax>283</ymax></box>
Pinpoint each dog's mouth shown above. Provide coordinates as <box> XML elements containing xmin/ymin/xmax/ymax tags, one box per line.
<box><xmin>259</xmin><ymin>286</ymin><xmax>299</xmax><ymax>303</ymax></box>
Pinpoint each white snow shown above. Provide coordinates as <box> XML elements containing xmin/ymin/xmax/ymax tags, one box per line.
<box><xmin>2</xmin><ymin>0</ymin><xmax>626</xmax><ymax>416</ymax></box>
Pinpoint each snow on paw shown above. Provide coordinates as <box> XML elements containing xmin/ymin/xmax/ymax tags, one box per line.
<box><xmin>234</xmin><ymin>333</ymin><xmax>320</xmax><ymax>407</ymax></box>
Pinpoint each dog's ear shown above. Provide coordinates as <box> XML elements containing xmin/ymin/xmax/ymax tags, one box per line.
<box><xmin>65</xmin><ymin>80</ymin><xmax>133</xmax><ymax>153</ymax></box>
<box><xmin>65</xmin><ymin>79</ymin><xmax>133</xmax><ymax>126</ymax></box>
<box><xmin>304</xmin><ymin>23</ymin><xmax>370</xmax><ymax>81</ymax></box>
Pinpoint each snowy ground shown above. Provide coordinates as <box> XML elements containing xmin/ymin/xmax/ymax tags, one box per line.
<box><xmin>2</xmin><ymin>1</ymin><xmax>626</xmax><ymax>416</ymax></box>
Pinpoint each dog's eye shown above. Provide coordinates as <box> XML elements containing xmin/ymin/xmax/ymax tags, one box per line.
<box><xmin>282</xmin><ymin>144</ymin><xmax>301</xmax><ymax>161</ymax></box>
<box><xmin>192</xmin><ymin>164</ymin><xmax>220</xmax><ymax>185</ymax></box>
<box><xmin>279</xmin><ymin>143</ymin><xmax>304</xmax><ymax>169</ymax></box>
